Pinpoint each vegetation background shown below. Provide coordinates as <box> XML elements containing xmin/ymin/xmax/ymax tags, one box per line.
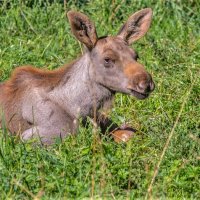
<box><xmin>0</xmin><ymin>0</ymin><xmax>199</xmax><ymax>199</ymax></box>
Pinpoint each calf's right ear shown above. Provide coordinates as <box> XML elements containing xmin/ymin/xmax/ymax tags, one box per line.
<box><xmin>117</xmin><ymin>8</ymin><xmax>153</xmax><ymax>45</ymax></box>
<box><xmin>67</xmin><ymin>11</ymin><xmax>98</xmax><ymax>50</ymax></box>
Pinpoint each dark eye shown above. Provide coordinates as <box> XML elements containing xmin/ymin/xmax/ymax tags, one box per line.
<box><xmin>104</xmin><ymin>57</ymin><xmax>113</xmax><ymax>68</ymax></box>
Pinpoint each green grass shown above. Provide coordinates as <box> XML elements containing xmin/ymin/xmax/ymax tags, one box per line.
<box><xmin>0</xmin><ymin>0</ymin><xmax>200</xmax><ymax>199</ymax></box>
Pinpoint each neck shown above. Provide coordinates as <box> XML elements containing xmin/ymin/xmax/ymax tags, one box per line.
<box><xmin>49</xmin><ymin>53</ymin><xmax>113</xmax><ymax>119</ymax></box>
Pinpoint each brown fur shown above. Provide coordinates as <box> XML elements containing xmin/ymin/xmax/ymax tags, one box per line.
<box><xmin>0</xmin><ymin>63</ymin><xmax>74</xmax><ymax>133</ymax></box>
<box><xmin>124</xmin><ymin>63</ymin><xmax>146</xmax><ymax>77</ymax></box>
<box><xmin>5</xmin><ymin>65</ymin><xmax>69</xmax><ymax>94</ymax></box>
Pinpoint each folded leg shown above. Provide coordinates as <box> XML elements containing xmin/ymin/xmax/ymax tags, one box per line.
<box><xmin>21</xmin><ymin>125</ymin><xmax>72</xmax><ymax>144</ymax></box>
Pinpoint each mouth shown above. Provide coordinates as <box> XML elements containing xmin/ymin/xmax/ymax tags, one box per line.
<box><xmin>129</xmin><ymin>89</ymin><xmax>149</xmax><ymax>100</ymax></box>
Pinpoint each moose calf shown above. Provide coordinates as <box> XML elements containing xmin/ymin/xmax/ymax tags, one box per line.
<box><xmin>0</xmin><ymin>8</ymin><xmax>155</xmax><ymax>144</ymax></box>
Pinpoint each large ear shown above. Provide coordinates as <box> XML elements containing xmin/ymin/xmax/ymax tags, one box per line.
<box><xmin>67</xmin><ymin>11</ymin><xmax>98</xmax><ymax>50</ymax></box>
<box><xmin>117</xmin><ymin>8</ymin><xmax>152</xmax><ymax>45</ymax></box>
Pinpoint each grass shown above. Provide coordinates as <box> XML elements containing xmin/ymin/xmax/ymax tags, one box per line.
<box><xmin>0</xmin><ymin>0</ymin><xmax>200</xmax><ymax>199</ymax></box>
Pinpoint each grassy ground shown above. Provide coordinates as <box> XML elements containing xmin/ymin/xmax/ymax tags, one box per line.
<box><xmin>0</xmin><ymin>0</ymin><xmax>200</xmax><ymax>199</ymax></box>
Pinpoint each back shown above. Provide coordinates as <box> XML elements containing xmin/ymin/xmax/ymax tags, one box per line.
<box><xmin>0</xmin><ymin>65</ymin><xmax>71</xmax><ymax>133</ymax></box>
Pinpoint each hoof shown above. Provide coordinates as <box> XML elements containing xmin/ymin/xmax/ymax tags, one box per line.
<box><xmin>112</xmin><ymin>129</ymin><xmax>135</xmax><ymax>143</ymax></box>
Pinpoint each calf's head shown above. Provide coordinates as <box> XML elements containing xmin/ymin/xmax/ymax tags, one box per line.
<box><xmin>67</xmin><ymin>8</ymin><xmax>155</xmax><ymax>99</ymax></box>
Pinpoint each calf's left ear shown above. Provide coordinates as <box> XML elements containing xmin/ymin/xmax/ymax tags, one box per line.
<box><xmin>67</xmin><ymin>11</ymin><xmax>98</xmax><ymax>50</ymax></box>
<box><xmin>117</xmin><ymin>8</ymin><xmax>153</xmax><ymax>45</ymax></box>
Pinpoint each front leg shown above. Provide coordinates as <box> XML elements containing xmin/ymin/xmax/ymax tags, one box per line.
<box><xmin>97</xmin><ymin>113</ymin><xmax>136</xmax><ymax>143</ymax></box>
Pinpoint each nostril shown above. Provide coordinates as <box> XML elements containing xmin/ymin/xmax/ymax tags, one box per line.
<box><xmin>146</xmin><ymin>84</ymin><xmax>151</xmax><ymax>93</ymax></box>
